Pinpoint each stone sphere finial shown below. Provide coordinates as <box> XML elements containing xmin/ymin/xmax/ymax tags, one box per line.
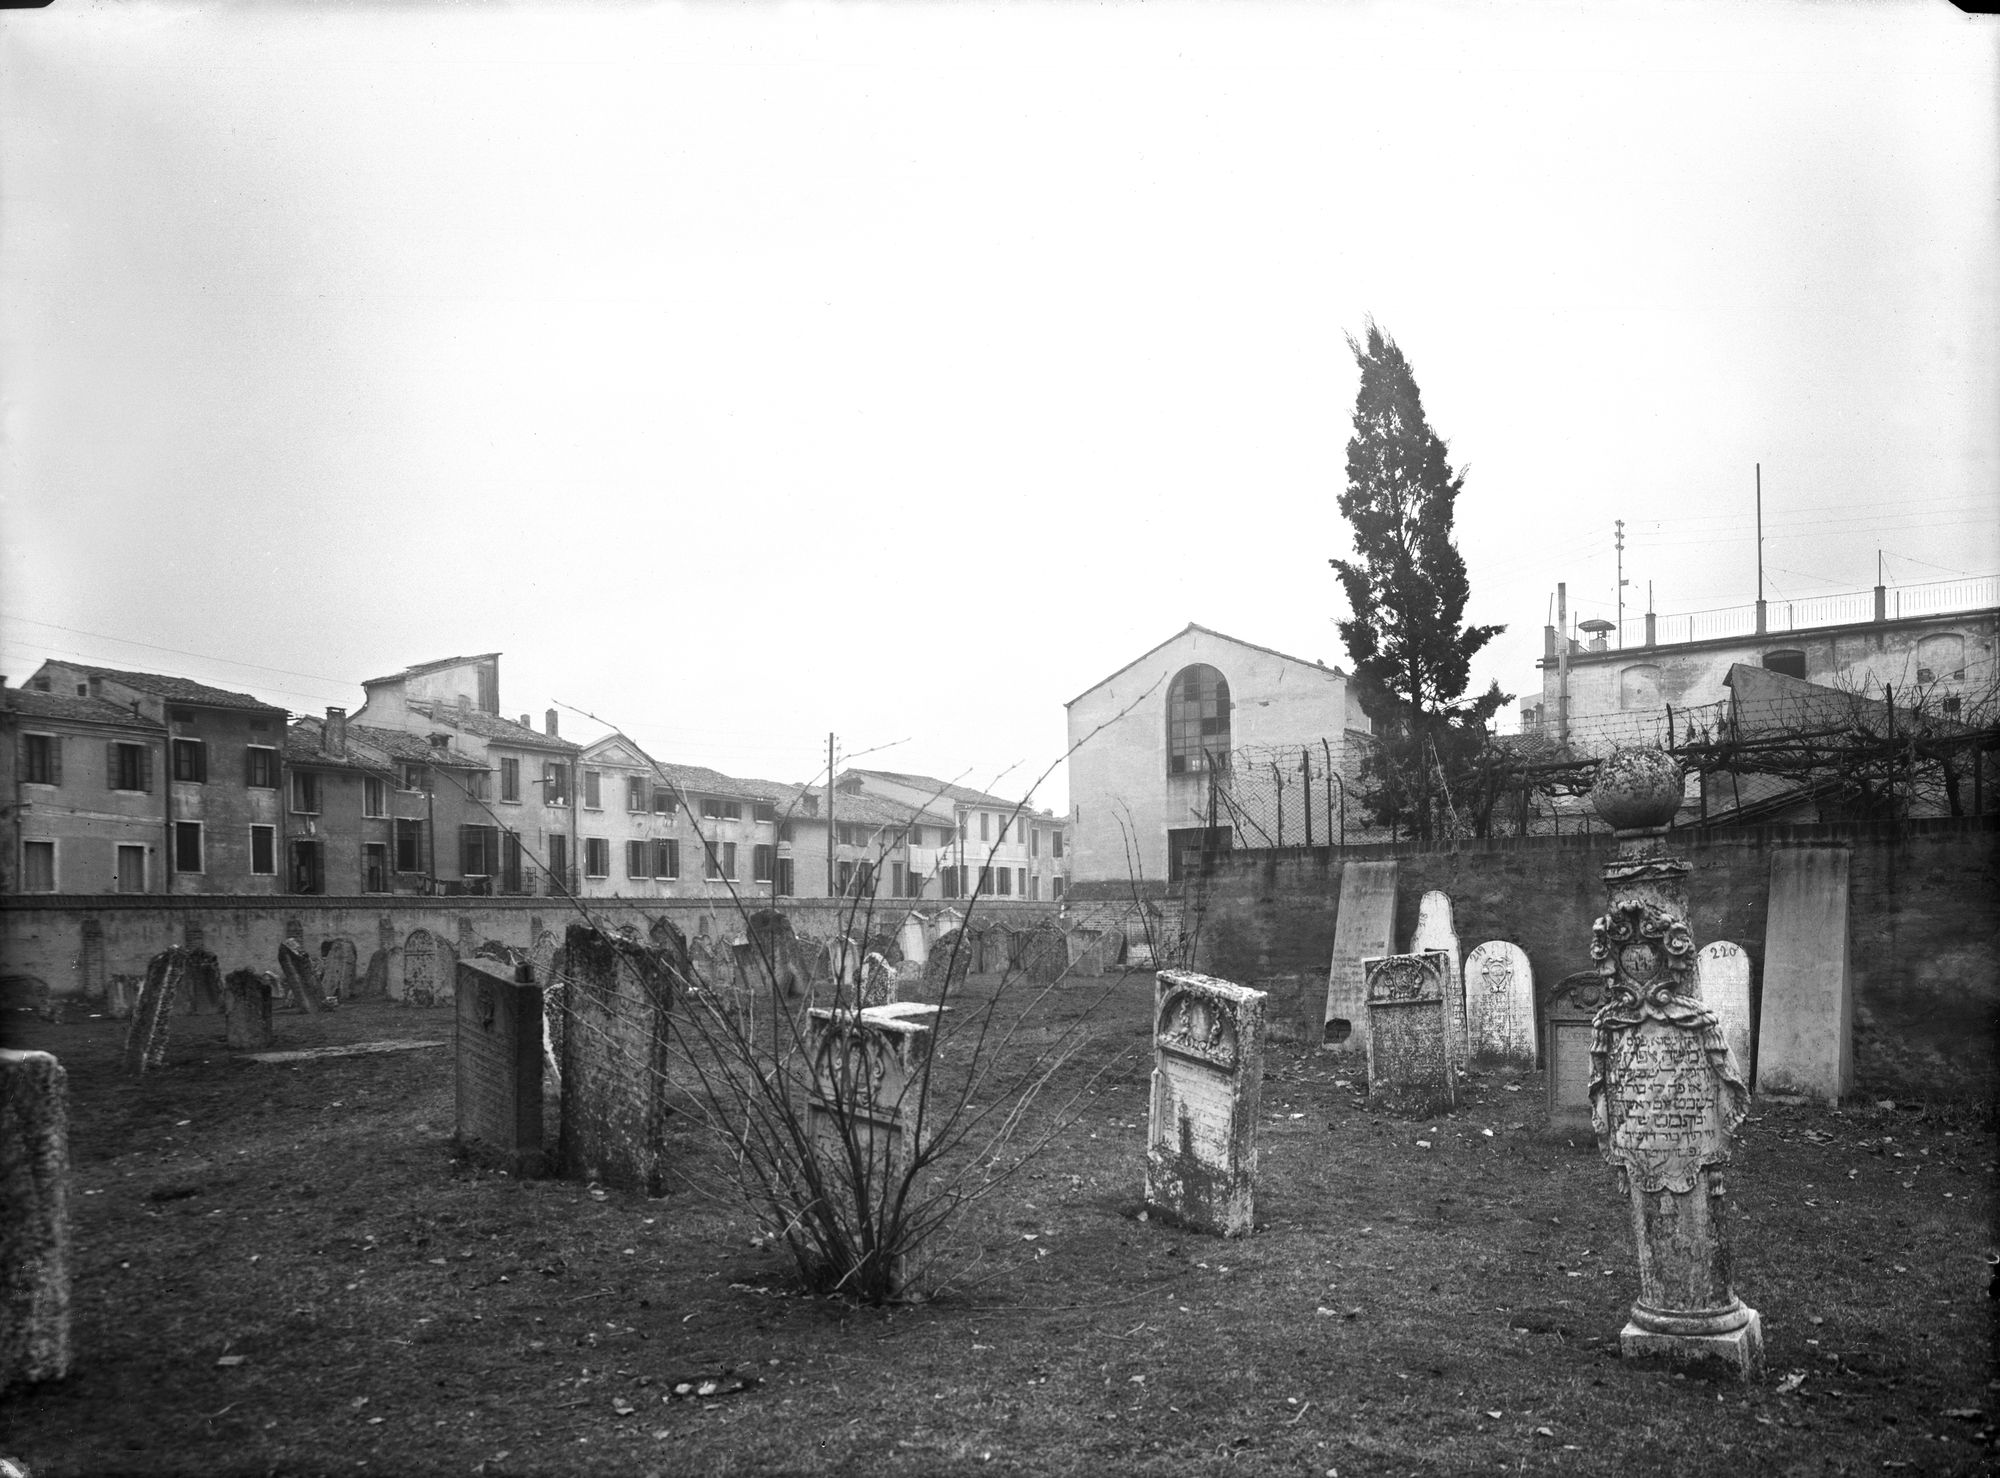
<box><xmin>1589</xmin><ymin>746</ymin><xmax>1685</xmax><ymax>832</ymax></box>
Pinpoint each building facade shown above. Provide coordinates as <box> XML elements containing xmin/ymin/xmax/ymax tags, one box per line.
<box><xmin>832</xmin><ymin>769</ymin><xmax>1066</xmax><ymax>901</ymax></box>
<box><xmin>3</xmin><ymin>679</ymin><xmax>168</xmax><ymax>895</ymax></box>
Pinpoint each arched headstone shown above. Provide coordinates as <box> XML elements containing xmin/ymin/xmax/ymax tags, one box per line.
<box><xmin>402</xmin><ymin>929</ymin><xmax>454</xmax><ymax>1008</ymax></box>
<box><xmin>896</xmin><ymin>916</ymin><xmax>929</xmax><ymax>970</ymax></box>
<box><xmin>319</xmin><ymin>939</ymin><xmax>358</xmax><ymax>1004</ymax></box>
<box><xmin>456</xmin><ymin>916</ymin><xmax>478</xmax><ymax>954</ymax></box>
<box><xmin>1410</xmin><ymin>891</ymin><xmax>1464</xmax><ymax>1072</ymax></box>
<box><xmin>1464</xmin><ymin>941</ymin><xmax>1535</xmax><ymax>1067</ymax></box>
<box><xmin>1696</xmin><ymin>941</ymin><xmax>1755</xmax><ymax>1086</ymax></box>
<box><xmin>924</xmin><ymin>928</ymin><xmax>968</xmax><ymax>992</ymax></box>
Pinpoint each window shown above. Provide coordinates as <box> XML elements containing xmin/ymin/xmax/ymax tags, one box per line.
<box><xmin>977</xmin><ymin>865</ymin><xmax>993</xmax><ymax>896</ymax></box>
<box><xmin>1943</xmin><ymin>694</ymin><xmax>1963</xmax><ymax>720</ymax></box>
<box><xmin>364</xmin><ymin>844</ymin><xmax>388</xmax><ymax>893</ymax></box>
<box><xmin>980</xmin><ymin>812</ymin><xmax>990</xmax><ymax>842</ymax></box>
<box><xmin>958</xmin><ymin>816</ymin><xmax>968</xmax><ymax>844</ymax></box>
<box><xmin>753</xmin><ymin>844</ymin><xmax>775</xmax><ymax>883</ymax></box>
<box><xmin>290</xmin><ymin>839</ymin><xmax>321</xmax><ymax>895</ymax></box>
<box><xmin>627</xmin><ymin>840</ymin><xmax>650</xmax><ymax>878</ymax></box>
<box><xmin>466</xmin><ymin>769</ymin><xmax>491</xmax><ymax>802</ymax></box>
<box><xmin>403</xmin><ymin>762</ymin><xmax>432</xmax><ymax>793</ymax></box>
<box><xmin>1167</xmin><ymin>825</ymin><xmax>1233</xmax><ymax>883</ymax></box>
<box><xmin>775</xmin><ymin>857</ymin><xmax>794</xmax><ymax>897</ymax></box>
<box><xmin>170</xmin><ymin>707</ymin><xmax>193</xmax><ymax>724</ymax></box>
<box><xmin>245</xmin><ymin>746</ymin><xmax>278</xmax><ymax>788</ymax></box>
<box><xmin>996</xmin><ymin>868</ymin><xmax>1014</xmax><ymax>897</ymax></box>
<box><xmin>363</xmin><ymin>777</ymin><xmax>386</xmax><ymax>817</ymax></box>
<box><xmin>117</xmin><ymin>845</ymin><xmax>146</xmax><ymax>893</ymax></box>
<box><xmin>1053</xmin><ymin>830</ymin><xmax>1064</xmax><ymax>859</ymax></box>
<box><xmin>1760</xmin><ymin>649</ymin><xmax>1807</xmax><ymax>681</ymax></box>
<box><xmin>547</xmin><ymin>835</ymin><xmax>569</xmax><ymax>883</ymax></box>
<box><xmin>584</xmin><ymin>770</ymin><xmax>602</xmax><ymax>809</ymax></box>
<box><xmin>500</xmin><ymin>758</ymin><xmax>521</xmax><ymax>802</ymax></box>
<box><xmin>584</xmin><ymin>837</ymin><xmax>609</xmax><ymax>877</ymax></box>
<box><xmin>705</xmin><ymin>840</ymin><xmax>737</xmax><ymax>881</ymax></box>
<box><xmin>462</xmin><ymin>825</ymin><xmax>501</xmax><ymax>876</ymax></box>
<box><xmin>890</xmin><ymin>861</ymin><xmax>905</xmax><ymax>897</ymax></box>
<box><xmin>21</xmin><ymin>733</ymin><xmax>58</xmax><ymax>785</ymax></box>
<box><xmin>22</xmin><ymin>841</ymin><xmax>55</xmax><ymax>892</ymax></box>
<box><xmin>655</xmin><ymin>839</ymin><xmax>680</xmax><ymax>880</ymax></box>
<box><xmin>627</xmin><ymin>777</ymin><xmax>648</xmax><ymax>812</ymax></box>
<box><xmin>1029</xmin><ymin>875</ymin><xmax>1041</xmax><ymax>900</ymax></box>
<box><xmin>907</xmin><ymin>825</ymin><xmax>923</xmax><ymax>849</ymax></box>
<box><xmin>940</xmin><ymin>866</ymin><xmax>961</xmax><ymax>899</ymax></box>
<box><xmin>1030</xmin><ymin>827</ymin><xmax>1040</xmax><ymax>857</ymax></box>
<box><xmin>173</xmin><ymin>822</ymin><xmax>203</xmax><ymax>874</ymax></box>
<box><xmin>109</xmin><ymin>742</ymin><xmax>151</xmax><ymax>792</ymax></box>
<box><xmin>172</xmin><ymin>738</ymin><xmax>208</xmax><ymax>783</ymax></box>
<box><xmin>1167</xmin><ymin>664</ymin><xmax>1231</xmax><ymax>775</ymax></box>
<box><xmin>836</xmin><ymin>860</ymin><xmax>854</xmax><ymax>895</ymax></box>
<box><xmin>701</xmin><ymin>797</ymin><xmax>742</xmax><ymax>821</ymax></box>
<box><xmin>291</xmin><ymin>771</ymin><xmax>320</xmax><ymax>814</ymax></box>
<box><xmin>654</xmin><ymin>787</ymin><xmax>679</xmax><ymax>815</ymax></box>
<box><xmin>543</xmin><ymin>762</ymin><xmax>571</xmax><ymax>806</ymax></box>
<box><xmin>502</xmin><ymin>834</ymin><xmax>523</xmax><ymax>894</ymax></box>
<box><xmin>250</xmin><ymin>825</ymin><xmax>276</xmax><ymax>875</ymax></box>
<box><xmin>1053</xmin><ymin>876</ymin><xmax>1065</xmax><ymax>899</ymax></box>
<box><xmin>394</xmin><ymin>819</ymin><xmax>424</xmax><ymax>873</ymax></box>
<box><xmin>1016</xmin><ymin>867</ymin><xmax>1027</xmax><ymax>896</ymax></box>
<box><xmin>779</xmin><ymin>820</ymin><xmax>795</xmax><ymax>843</ymax></box>
<box><xmin>755</xmin><ymin>802</ymin><xmax>776</xmax><ymax>824</ymax></box>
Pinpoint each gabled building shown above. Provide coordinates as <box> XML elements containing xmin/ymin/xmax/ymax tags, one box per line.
<box><xmin>2</xmin><ymin>677</ymin><xmax>167</xmax><ymax>894</ymax></box>
<box><xmin>832</xmin><ymin>769</ymin><xmax>1066</xmax><ymax>901</ymax></box>
<box><xmin>27</xmin><ymin>661</ymin><xmax>289</xmax><ymax>895</ymax></box>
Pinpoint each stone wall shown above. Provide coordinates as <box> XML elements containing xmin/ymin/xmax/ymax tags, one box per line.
<box><xmin>1188</xmin><ymin>817</ymin><xmax>1999</xmax><ymax>1102</ymax></box>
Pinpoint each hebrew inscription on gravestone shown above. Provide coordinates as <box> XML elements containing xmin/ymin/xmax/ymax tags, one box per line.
<box><xmin>1145</xmin><ymin>970</ymin><xmax>1267</xmax><ymax>1237</ymax></box>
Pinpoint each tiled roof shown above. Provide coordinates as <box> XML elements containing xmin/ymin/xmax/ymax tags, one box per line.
<box><xmin>345</xmin><ymin>720</ymin><xmax>489</xmax><ymax>770</ymax></box>
<box><xmin>841</xmin><ymin>768</ymin><xmax>1046</xmax><ymax>817</ymax></box>
<box><xmin>284</xmin><ymin>718</ymin><xmax>400</xmax><ymax>773</ymax></box>
<box><xmin>1</xmin><ymin>688</ymin><xmax>164</xmax><ymax>730</ymax></box>
<box><xmin>802</xmin><ymin>784</ymin><xmax>955</xmax><ymax>831</ymax></box>
<box><xmin>407</xmin><ymin>700</ymin><xmax>580</xmax><ymax>753</ymax></box>
<box><xmin>54</xmin><ymin>664</ymin><xmax>283</xmax><ymax>713</ymax></box>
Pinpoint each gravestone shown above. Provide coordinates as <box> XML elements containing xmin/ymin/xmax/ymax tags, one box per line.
<box><xmin>178</xmin><ymin>950</ymin><xmax>224</xmax><ymax>1017</ymax></box>
<box><xmin>1756</xmin><ymin>847</ymin><xmax>1851</xmax><ymax>1101</ymax></box>
<box><xmin>1410</xmin><ymin>890</ymin><xmax>1466</xmax><ymax>1070</ymax></box>
<box><xmin>1542</xmin><ymin>971</ymin><xmax>1604</xmax><ymax>1135</ymax></box>
<box><xmin>859</xmin><ymin>953</ymin><xmax>896</xmax><ymax>1007</ymax></box>
<box><xmin>456</xmin><ymin>915</ymin><xmax>478</xmax><ymax>954</ymax></box>
<box><xmin>1018</xmin><ymin>923</ymin><xmax>1067</xmax><ymax>986</ymax></box>
<box><xmin>827</xmin><ymin>936</ymin><xmax>865</xmax><ymax>996</ymax></box>
<box><xmin>319</xmin><ymin>938</ymin><xmax>358</xmax><ymax>1005</ymax></box>
<box><xmin>473</xmin><ymin>939</ymin><xmax>519</xmax><ymax>967</ymax></box>
<box><xmin>529</xmin><ymin>931</ymin><xmax>563</xmax><ymax>1084</ymax></box>
<box><xmin>278</xmin><ymin>939</ymin><xmax>326</xmax><ymax>1014</ymax></box>
<box><xmin>79</xmin><ymin>920</ymin><xmax>107</xmax><ymax>1008</ymax></box>
<box><xmin>738</xmin><ymin>910</ymin><xmax>808</xmax><ymax>1002</ymax></box>
<box><xmin>1695</xmin><ymin>941</ymin><xmax>1755</xmax><ymax>1087</ymax></box>
<box><xmin>453</xmin><ymin>957</ymin><xmax>547</xmax><ymax>1177</ymax></box>
<box><xmin>1363</xmin><ymin>952</ymin><xmax>1455</xmax><ymax>1116</ymax></box>
<box><xmin>975</xmin><ymin>926</ymin><xmax>1010</xmax><ymax>976</ymax></box>
<box><xmin>1464</xmin><ymin>941</ymin><xmax>1536</xmax><ymax>1067</ymax></box>
<box><xmin>896</xmin><ymin>916</ymin><xmax>929</xmax><ymax>971</ymax></box>
<box><xmin>1323</xmin><ymin>861</ymin><xmax>1397</xmax><ymax>1049</ymax></box>
<box><xmin>558</xmin><ymin>924</ymin><xmax>679</xmax><ymax>1194</ymax></box>
<box><xmin>357</xmin><ymin>915</ymin><xmax>398</xmax><ymax>999</ymax></box>
<box><xmin>0</xmin><ymin>1049</ymin><xmax>70</xmax><ymax>1394</ymax></box>
<box><xmin>223</xmin><ymin>969</ymin><xmax>275</xmax><ymax>1050</ymax></box>
<box><xmin>1145</xmin><ymin>970</ymin><xmax>1267</xmax><ymax>1236</ymax></box>
<box><xmin>923</xmin><ymin>930</ymin><xmax>969</xmax><ymax>993</ymax></box>
<box><xmin>1066</xmin><ymin>928</ymin><xmax>1106</xmax><ymax>977</ymax></box>
<box><xmin>806</xmin><ymin>1002</ymin><xmax>942</xmax><ymax>1293</ymax></box>
<box><xmin>401</xmin><ymin>929</ymin><xmax>455</xmax><ymax>1008</ymax></box>
<box><xmin>123</xmin><ymin>948</ymin><xmax>187</xmax><ymax>1073</ymax></box>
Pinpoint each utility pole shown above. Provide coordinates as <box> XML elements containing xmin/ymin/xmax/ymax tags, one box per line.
<box><xmin>1557</xmin><ymin>582</ymin><xmax>1571</xmax><ymax>747</ymax></box>
<box><xmin>1754</xmin><ymin>463</ymin><xmax>1767</xmax><ymax>635</ymax></box>
<box><xmin>1615</xmin><ymin>519</ymin><xmax>1628</xmax><ymax>649</ymax></box>
<box><xmin>826</xmin><ymin>732</ymin><xmax>836</xmax><ymax>900</ymax></box>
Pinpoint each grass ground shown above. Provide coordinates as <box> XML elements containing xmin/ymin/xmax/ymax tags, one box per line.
<box><xmin>0</xmin><ymin>978</ymin><xmax>1993</xmax><ymax>1478</ymax></box>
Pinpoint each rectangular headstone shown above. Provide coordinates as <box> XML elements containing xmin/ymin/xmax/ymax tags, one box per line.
<box><xmin>454</xmin><ymin>958</ymin><xmax>548</xmax><ymax>1177</ymax></box>
<box><xmin>806</xmin><ymin>1003</ymin><xmax>941</xmax><ymax>1268</ymax></box>
<box><xmin>278</xmin><ymin>939</ymin><xmax>327</xmax><ymax>1015</ymax></box>
<box><xmin>1757</xmin><ymin>847</ymin><xmax>1852</xmax><ymax>1102</ymax></box>
<box><xmin>319</xmin><ymin>939</ymin><xmax>359</xmax><ymax>1005</ymax></box>
<box><xmin>1465</xmin><ymin>941</ymin><xmax>1537</xmax><ymax>1068</ymax></box>
<box><xmin>1145</xmin><ymin>970</ymin><xmax>1268</xmax><ymax>1236</ymax></box>
<box><xmin>558</xmin><ymin>925</ymin><xmax>676</xmax><ymax>1195</ymax></box>
<box><xmin>1362</xmin><ymin>952</ymin><xmax>1455</xmax><ymax>1116</ymax></box>
<box><xmin>223</xmin><ymin>969</ymin><xmax>275</xmax><ymax>1050</ymax></box>
<box><xmin>122</xmin><ymin>949</ymin><xmax>186</xmax><ymax>1073</ymax></box>
<box><xmin>1542</xmin><ymin>970</ymin><xmax>1603</xmax><ymax>1135</ymax></box>
<box><xmin>0</xmin><ymin>1049</ymin><xmax>71</xmax><ymax>1394</ymax></box>
<box><xmin>1323</xmin><ymin>861</ymin><xmax>1397</xmax><ymax>1050</ymax></box>
<box><xmin>1695</xmin><ymin>941</ymin><xmax>1755</xmax><ymax>1086</ymax></box>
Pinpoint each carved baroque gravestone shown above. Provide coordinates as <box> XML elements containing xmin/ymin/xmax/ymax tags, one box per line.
<box><xmin>123</xmin><ymin>948</ymin><xmax>188</xmax><ymax>1073</ymax></box>
<box><xmin>1410</xmin><ymin>890</ymin><xmax>1466</xmax><ymax>1072</ymax></box>
<box><xmin>1695</xmin><ymin>941</ymin><xmax>1755</xmax><ymax>1088</ymax></box>
<box><xmin>1323</xmin><ymin>861</ymin><xmax>1397</xmax><ymax>1050</ymax></box>
<box><xmin>0</xmin><ymin>1049</ymin><xmax>71</xmax><ymax>1395</ymax></box>
<box><xmin>1586</xmin><ymin>747</ymin><xmax>1762</xmax><ymax>1379</ymax></box>
<box><xmin>1465</xmin><ymin>941</ymin><xmax>1536</xmax><ymax>1068</ymax></box>
<box><xmin>453</xmin><ymin>957</ymin><xmax>547</xmax><ymax>1177</ymax></box>
<box><xmin>1362</xmin><ymin>952</ymin><xmax>1456</xmax><ymax>1116</ymax></box>
<box><xmin>223</xmin><ymin>969</ymin><xmax>276</xmax><ymax>1050</ymax></box>
<box><xmin>558</xmin><ymin>924</ymin><xmax>679</xmax><ymax>1194</ymax></box>
<box><xmin>1145</xmin><ymin>971</ymin><xmax>1267</xmax><ymax>1236</ymax></box>
<box><xmin>1542</xmin><ymin>971</ymin><xmax>1605</xmax><ymax>1135</ymax></box>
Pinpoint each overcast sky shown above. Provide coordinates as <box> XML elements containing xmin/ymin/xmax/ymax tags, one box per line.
<box><xmin>3</xmin><ymin>0</ymin><xmax>1994</xmax><ymax>813</ymax></box>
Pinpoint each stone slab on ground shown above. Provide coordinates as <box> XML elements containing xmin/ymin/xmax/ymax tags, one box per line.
<box><xmin>1144</xmin><ymin>970</ymin><xmax>1266</xmax><ymax>1237</ymax></box>
<box><xmin>1756</xmin><ymin>846</ymin><xmax>1852</xmax><ymax>1102</ymax></box>
<box><xmin>453</xmin><ymin>958</ymin><xmax>547</xmax><ymax>1177</ymax></box>
<box><xmin>1621</xmin><ymin>1314</ymin><xmax>1764</xmax><ymax>1379</ymax></box>
<box><xmin>1323</xmin><ymin>861</ymin><xmax>1397</xmax><ymax>1050</ymax></box>
<box><xmin>242</xmin><ymin>1040</ymin><xmax>446</xmax><ymax>1064</ymax></box>
<box><xmin>0</xmin><ymin>1049</ymin><xmax>70</xmax><ymax>1395</ymax></box>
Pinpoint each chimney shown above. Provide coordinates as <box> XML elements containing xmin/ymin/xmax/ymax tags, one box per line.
<box><xmin>545</xmin><ymin>708</ymin><xmax>558</xmax><ymax>737</ymax></box>
<box><xmin>458</xmin><ymin>693</ymin><xmax>470</xmax><ymax>721</ymax></box>
<box><xmin>519</xmin><ymin>714</ymin><xmax>532</xmax><ymax>729</ymax></box>
<box><xmin>325</xmin><ymin>706</ymin><xmax>348</xmax><ymax>756</ymax></box>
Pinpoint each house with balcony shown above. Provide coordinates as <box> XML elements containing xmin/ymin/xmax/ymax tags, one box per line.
<box><xmin>2</xmin><ymin>676</ymin><xmax>167</xmax><ymax>895</ymax></box>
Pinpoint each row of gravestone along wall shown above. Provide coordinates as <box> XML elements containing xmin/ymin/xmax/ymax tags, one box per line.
<box><xmin>0</xmin><ymin>896</ymin><xmax>1070</xmax><ymax>1017</ymax></box>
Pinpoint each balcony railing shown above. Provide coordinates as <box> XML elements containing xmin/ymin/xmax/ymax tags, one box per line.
<box><xmin>1605</xmin><ymin>574</ymin><xmax>1994</xmax><ymax>654</ymax></box>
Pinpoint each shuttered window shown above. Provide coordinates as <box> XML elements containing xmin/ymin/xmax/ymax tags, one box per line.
<box><xmin>245</xmin><ymin>746</ymin><xmax>278</xmax><ymax>788</ymax></box>
<box><xmin>627</xmin><ymin>840</ymin><xmax>650</xmax><ymax>878</ymax></box>
<box><xmin>655</xmin><ymin>840</ymin><xmax>679</xmax><ymax>880</ymax></box>
<box><xmin>172</xmin><ymin>738</ymin><xmax>208</xmax><ymax>783</ymax></box>
<box><xmin>21</xmin><ymin>733</ymin><xmax>59</xmax><ymax>786</ymax></box>
<box><xmin>107</xmin><ymin>742</ymin><xmax>152</xmax><ymax>792</ymax></box>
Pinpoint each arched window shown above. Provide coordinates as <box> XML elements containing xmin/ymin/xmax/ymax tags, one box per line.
<box><xmin>1619</xmin><ymin>664</ymin><xmax>1663</xmax><ymax>711</ymax></box>
<box><xmin>1166</xmin><ymin>664</ymin><xmax>1230</xmax><ymax>775</ymax></box>
<box><xmin>1761</xmin><ymin>649</ymin><xmax>1807</xmax><ymax>680</ymax></box>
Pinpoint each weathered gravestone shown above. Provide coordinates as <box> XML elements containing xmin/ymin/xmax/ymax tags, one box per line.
<box><xmin>123</xmin><ymin>948</ymin><xmax>188</xmax><ymax>1073</ymax></box>
<box><xmin>1323</xmin><ymin>861</ymin><xmax>1397</xmax><ymax>1049</ymax></box>
<box><xmin>1586</xmin><ymin>745</ymin><xmax>1762</xmax><ymax>1379</ymax></box>
<box><xmin>734</xmin><ymin>910</ymin><xmax>809</xmax><ymax>1007</ymax></box>
<box><xmin>0</xmin><ymin>1049</ymin><xmax>70</xmax><ymax>1395</ymax></box>
<box><xmin>806</xmin><ymin>1001</ymin><xmax>942</xmax><ymax>1290</ymax></box>
<box><xmin>278</xmin><ymin>939</ymin><xmax>328</xmax><ymax>1014</ymax></box>
<box><xmin>1410</xmin><ymin>890</ymin><xmax>1466</xmax><ymax>1071</ymax></box>
<box><xmin>358</xmin><ymin>915</ymin><xmax>398</xmax><ymax>1000</ymax></box>
<box><xmin>1756</xmin><ymin>847</ymin><xmax>1851</xmax><ymax>1102</ymax></box>
<box><xmin>1018</xmin><ymin>922</ymin><xmax>1067</xmax><ymax>986</ymax></box>
<box><xmin>1695</xmin><ymin>941</ymin><xmax>1755</xmax><ymax>1087</ymax></box>
<box><xmin>1066</xmin><ymin>928</ymin><xmax>1107</xmax><ymax>977</ymax></box>
<box><xmin>1542</xmin><ymin>971</ymin><xmax>1605</xmax><ymax>1136</ymax></box>
<box><xmin>105</xmin><ymin>974</ymin><xmax>142</xmax><ymax>1022</ymax></box>
<box><xmin>453</xmin><ymin>957</ymin><xmax>547</xmax><ymax>1177</ymax></box>
<box><xmin>1465</xmin><ymin>941</ymin><xmax>1536</xmax><ymax>1068</ymax></box>
<box><xmin>558</xmin><ymin>923</ymin><xmax>679</xmax><ymax>1195</ymax></box>
<box><xmin>223</xmin><ymin>969</ymin><xmax>276</xmax><ymax>1050</ymax></box>
<box><xmin>859</xmin><ymin>953</ymin><xmax>897</xmax><ymax>1007</ymax></box>
<box><xmin>896</xmin><ymin>916</ymin><xmax>929</xmax><ymax>973</ymax></box>
<box><xmin>318</xmin><ymin>938</ymin><xmax>358</xmax><ymax>1005</ymax></box>
<box><xmin>1144</xmin><ymin>970</ymin><xmax>1267</xmax><ymax>1236</ymax></box>
<box><xmin>1362</xmin><ymin>952</ymin><xmax>1456</xmax><ymax>1116</ymax></box>
<box><xmin>401</xmin><ymin>929</ymin><xmax>455</xmax><ymax>1008</ymax></box>
<box><xmin>923</xmin><ymin>930</ymin><xmax>969</xmax><ymax>993</ymax></box>
<box><xmin>174</xmin><ymin>950</ymin><xmax>223</xmax><ymax>1016</ymax></box>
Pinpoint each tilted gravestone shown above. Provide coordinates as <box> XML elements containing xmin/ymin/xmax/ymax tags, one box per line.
<box><xmin>401</xmin><ymin>929</ymin><xmax>455</xmax><ymax>1008</ymax></box>
<box><xmin>223</xmin><ymin>969</ymin><xmax>276</xmax><ymax>1050</ymax></box>
<box><xmin>1465</xmin><ymin>941</ymin><xmax>1536</xmax><ymax>1068</ymax></box>
<box><xmin>923</xmin><ymin>930</ymin><xmax>970</xmax><ymax>993</ymax></box>
<box><xmin>559</xmin><ymin>923</ymin><xmax>680</xmax><ymax>1195</ymax></box>
<box><xmin>123</xmin><ymin>948</ymin><xmax>188</xmax><ymax>1073</ymax></box>
<box><xmin>1696</xmin><ymin>941</ymin><xmax>1755</xmax><ymax>1088</ymax></box>
<box><xmin>278</xmin><ymin>939</ymin><xmax>328</xmax><ymax>1014</ymax></box>
<box><xmin>0</xmin><ymin>1049</ymin><xmax>70</xmax><ymax>1395</ymax></box>
<box><xmin>1542</xmin><ymin>970</ymin><xmax>1604</xmax><ymax>1136</ymax></box>
<box><xmin>1362</xmin><ymin>952</ymin><xmax>1455</xmax><ymax>1116</ymax></box>
<box><xmin>1145</xmin><ymin>970</ymin><xmax>1268</xmax><ymax>1237</ymax></box>
<box><xmin>1323</xmin><ymin>861</ymin><xmax>1397</xmax><ymax>1050</ymax></box>
<box><xmin>1756</xmin><ymin>845</ymin><xmax>1851</xmax><ymax>1101</ymax></box>
<box><xmin>1410</xmin><ymin>890</ymin><xmax>1466</xmax><ymax>1072</ymax></box>
<box><xmin>453</xmin><ymin>957</ymin><xmax>547</xmax><ymax>1177</ymax></box>
<box><xmin>319</xmin><ymin>938</ymin><xmax>358</xmax><ymax>1005</ymax></box>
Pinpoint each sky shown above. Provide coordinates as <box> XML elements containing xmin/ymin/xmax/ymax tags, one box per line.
<box><xmin>3</xmin><ymin>0</ymin><xmax>1994</xmax><ymax>815</ymax></box>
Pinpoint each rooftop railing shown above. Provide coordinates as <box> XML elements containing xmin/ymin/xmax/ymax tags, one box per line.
<box><xmin>1602</xmin><ymin>574</ymin><xmax>1996</xmax><ymax>654</ymax></box>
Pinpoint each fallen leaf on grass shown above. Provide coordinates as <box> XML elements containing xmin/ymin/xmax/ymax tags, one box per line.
<box><xmin>1775</xmin><ymin>1372</ymin><xmax>1806</xmax><ymax>1394</ymax></box>
<box><xmin>216</xmin><ymin>1355</ymin><xmax>248</xmax><ymax>1368</ymax></box>
<box><xmin>1944</xmin><ymin>1408</ymin><xmax>1984</xmax><ymax>1420</ymax></box>
<box><xmin>1484</xmin><ymin>1410</ymin><xmax>1502</xmax><ymax>1420</ymax></box>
